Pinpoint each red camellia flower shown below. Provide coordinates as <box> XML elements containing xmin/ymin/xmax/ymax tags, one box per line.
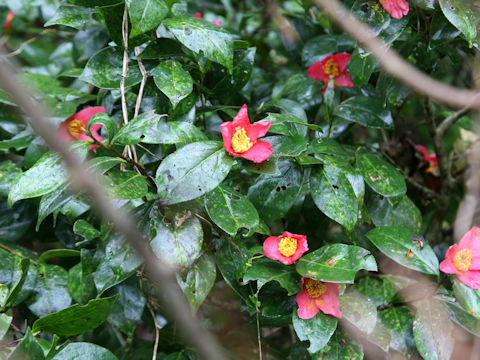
<box><xmin>57</xmin><ymin>107</ymin><xmax>106</xmax><ymax>151</ymax></box>
<box><xmin>296</xmin><ymin>278</ymin><xmax>341</xmax><ymax>319</ymax></box>
<box><xmin>192</xmin><ymin>12</ymin><xmax>222</xmax><ymax>26</ymax></box>
<box><xmin>263</xmin><ymin>231</ymin><xmax>308</xmax><ymax>265</ymax></box>
<box><xmin>4</xmin><ymin>10</ymin><xmax>14</xmax><ymax>31</ymax></box>
<box><xmin>220</xmin><ymin>104</ymin><xmax>272</xmax><ymax>163</ymax></box>
<box><xmin>307</xmin><ymin>53</ymin><xmax>354</xmax><ymax>94</ymax></box>
<box><xmin>440</xmin><ymin>226</ymin><xmax>480</xmax><ymax>289</ymax></box>
<box><xmin>379</xmin><ymin>0</ymin><xmax>409</xmax><ymax>19</ymax></box>
<box><xmin>416</xmin><ymin>144</ymin><xmax>438</xmax><ymax>175</ymax></box>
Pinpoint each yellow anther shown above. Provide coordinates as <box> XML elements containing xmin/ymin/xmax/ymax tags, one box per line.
<box><xmin>278</xmin><ymin>237</ymin><xmax>297</xmax><ymax>257</ymax></box>
<box><xmin>231</xmin><ymin>127</ymin><xmax>253</xmax><ymax>153</ymax></box>
<box><xmin>454</xmin><ymin>249</ymin><xmax>472</xmax><ymax>272</ymax></box>
<box><xmin>306</xmin><ymin>280</ymin><xmax>327</xmax><ymax>298</ymax></box>
<box><xmin>68</xmin><ymin>119</ymin><xmax>85</xmax><ymax>139</ymax></box>
<box><xmin>323</xmin><ymin>59</ymin><xmax>340</xmax><ymax>77</ymax></box>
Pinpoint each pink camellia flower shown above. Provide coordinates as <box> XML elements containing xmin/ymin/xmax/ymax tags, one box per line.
<box><xmin>263</xmin><ymin>231</ymin><xmax>308</xmax><ymax>265</ymax></box>
<box><xmin>416</xmin><ymin>144</ymin><xmax>438</xmax><ymax>175</ymax></box>
<box><xmin>57</xmin><ymin>107</ymin><xmax>106</xmax><ymax>151</ymax></box>
<box><xmin>220</xmin><ymin>104</ymin><xmax>272</xmax><ymax>163</ymax></box>
<box><xmin>379</xmin><ymin>0</ymin><xmax>409</xmax><ymax>19</ymax></box>
<box><xmin>307</xmin><ymin>53</ymin><xmax>354</xmax><ymax>94</ymax></box>
<box><xmin>440</xmin><ymin>226</ymin><xmax>480</xmax><ymax>289</ymax></box>
<box><xmin>296</xmin><ymin>278</ymin><xmax>341</xmax><ymax>319</ymax></box>
<box><xmin>192</xmin><ymin>12</ymin><xmax>222</xmax><ymax>26</ymax></box>
<box><xmin>4</xmin><ymin>11</ymin><xmax>14</xmax><ymax>31</ymax></box>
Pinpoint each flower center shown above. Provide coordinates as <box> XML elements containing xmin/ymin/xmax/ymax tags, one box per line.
<box><xmin>306</xmin><ymin>280</ymin><xmax>327</xmax><ymax>298</ymax></box>
<box><xmin>453</xmin><ymin>249</ymin><xmax>472</xmax><ymax>272</ymax></box>
<box><xmin>68</xmin><ymin>119</ymin><xmax>85</xmax><ymax>139</ymax></box>
<box><xmin>323</xmin><ymin>59</ymin><xmax>340</xmax><ymax>77</ymax></box>
<box><xmin>231</xmin><ymin>127</ymin><xmax>253</xmax><ymax>153</ymax></box>
<box><xmin>278</xmin><ymin>237</ymin><xmax>297</xmax><ymax>257</ymax></box>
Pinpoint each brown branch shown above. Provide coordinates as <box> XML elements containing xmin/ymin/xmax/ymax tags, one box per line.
<box><xmin>134</xmin><ymin>46</ymin><xmax>147</xmax><ymax>119</ymax></box>
<box><xmin>437</xmin><ymin>106</ymin><xmax>471</xmax><ymax>136</ymax></box>
<box><xmin>6</xmin><ymin>29</ymin><xmax>74</xmax><ymax>58</ymax></box>
<box><xmin>0</xmin><ymin>49</ymin><xmax>226</xmax><ymax>360</ymax></box>
<box><xmin>312</xmin><ymin>0</ymin><xmax>480</xmax><ymax>109</ymax></box>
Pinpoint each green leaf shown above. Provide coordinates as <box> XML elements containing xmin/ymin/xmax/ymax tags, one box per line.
<box><xmin>73</xmin><ymin>220</ymin><xmax>102</xmax><ymax>241</ymax></box>
<box><xmin>162</xmin><ymin>17</ymin><xmax>234</xmax><ymax>71</ymax></box>
<box><xmin>0</xmin><ymin>161</ymin><xmax>22</xmax><ymax>198</ymax></box>
<box><xmin>126</xmin><ymin>0</ymin><xmax>169</xmax><ymax>38</ymax></box>
<box><xmin>38</xmin><ymin>250</ymin><xmax>80</xmax><ymax>263</ymax></box>
<box><xmin>36</xmin><ymin>185</ymin><xmax>73</xmax><ymax>230</ymax></box>
<box><xmin>152</xmin><ymin>61</ymin><xmax>193</xmax><ymax>109</ymax></box>
<box><xmin>4</xmin><ymin>259</ymin><xmax>29</xmax><ymax>309</ymax></box>
<box><xmin>354</xmin><ymin>277</ymin><xmax>397</xmax><ymax>307</ymax></box>
<box><xmin>264</xmin><ymin>113</ymin><xmax>323</xmax><ymax>137</ymax></box>
<box><xmin>348</xmin><ymin>49</ymin><xmax>377</xmax><ymax>87</ymax></box>
<box><xmin>32</xmin><ymin>296</ymin><xmax>117</xmax><ymax>336</ymax></box>
<box><xmin>177</xmin><ymin>254</ymin><xmax>216</xmax><ymax>313</ymax></box>
<box><xmin>87</xmin><ymin>113</ymin><xmax>117</xmax><ymax>145</ymax></box>
<box><xmin>7</xmin><ymin>328</ymin><xmax>45</xmax><ymax>360</ymax></box>
<box><xmin>265</xmin><ymin>135</ymin><xmax>308</xmax><ymax>157</ymax></box>
<box><xmin>156</xmin><ymin>141</ymin><xmax>234</xmax><ymax>205</ymax></box>
<box><xmin>439</xmin><ymin>0</ymin><xmax>479</xmax><ymax>47</ymax></box>
<box><xmin>309</xmin><ymin>165</ymin><xmax>358</xmax><ymax>231</ymax></box>
<box><xmin>247</xmin><ymin>161</ymin><xmax>304</xmax><ymax>222</ymax></box>
<box><xmin>0</xmin><ymin>131</ymin><xmax>35</xmax><ymax>152</ymax></box>
<box><xmin>104</xmin><ymin>170</ymin><xmax>148</xmax><ymax>199</ymax></box>
<box><xmin>316</xmin><ymin>328</ymin><xmax>364</xmax><ymax>359</ymax></box>
<box><xmin>340</xmin><ymin>292</ymin><xmax>377</xmax><ymax>334</ymax></box>
<box><xmin>51</xmin><ymin>342</ymin><xmax>118</xmax><ymax>360</ymax></box>
<box><xmin>80</xmin><ymin>47</ymin><xmax>142</xmax><ymax>89</ymax></box>
<box><xmin>366</xmin><ymin>193</ymin><xmax>422</xmax><ymax>233</ymax></box>
<box><xmin>112</xmin><ymin>111</ymin><xmax>163</xmax><ymax>145</ymax></box>
<box><xmin>292</xmin><ymin>311</ymin><xmax>337</xmax><ymax>354</ymax></box>
<box><xmin>296</xmin><ymin>244</ymin><xmax>377</xmax><ymax>283</ymax></box>
<box><xmin>205</xmin><ymin>186</ymin><xmax>259</xmax><ymax>235</ymax></box>
<box><xmin>441</xmin><ymin>295</ymin><xmax>480</xmax><ymax>336</ymax></box>
<box><xmin>333</xmin><ymin>96</ymin><xmax>394</xmax><ymax>129</ymax></box>
<box><xmin>309</xmin><ymin>138</ymin><xmax>353</xmax><ymax>164</ymax></box>
<box><xmin>413</xmin><ymin>300</ymin><xmax>454</xmax><ymax>360</ymax></box>
<box><xmin>44</xmin><ymin>5</ymin><xmax>96</xmax><ymax>30</ymax></box>
<box><xmin>356</xmin><ymin>153</ymin><xmax>406</xmax><ymax>200</ymax></box>
<box><xmin>9</xmin><ymin>142</ymin><xmax>89</xmax><ymax>205</ymax></box>
<box><xmin>87</xmin><ymin>157</ymin><xmax>126</xmax><ymax>173</ymax></box>
<box><xmin>380</xmin><ymin>306</ymin><xmax>415</xmax><ymax>355</ymax></box>
<box><xmin>453</xmin><ymin>280</ymin><xmax>480</xmax><ymax>318</ymax></box>
<box><xmin>0</xmin><ymin>313</ymin><xmax>12</xmax><ymax>340</ymax></box>
<box><xmin>302</xmin><ymin>34</ymin><xmax>355</xmax><ymax>67</ymax></box>
<box><xmin>142</xmin><ymin>119</ymin><xmax>207</xmax><ymax>144</ymax></box>
<box><xmin>26</xmin><ymin>264</ymin><xmax>72</xmax><ymax>318</ymax></box>
<box><xmin>150</xmin><ymin>211</ymin><xmax>203</xmax><ymax>269</ymax></box>
<box><xmin>243</xmin><ymin>258</ymin><xmax>301</xmax><ymax>295</ymax></box>
<box><xmin>68</xmin><ymin>263</ymin><xmax>96</xmax><ymax>305</ymax></box>
<box><xmin>365</xmin><ymin>226</ymin><xmax>439</xmax><ymax>275</ymax></box>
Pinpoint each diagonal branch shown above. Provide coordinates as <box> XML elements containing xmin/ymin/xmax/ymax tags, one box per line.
<box><xmin>0</xmin><ymin>51</ymin><xmax>226</xmax><ymax>360</ymax></box>
<box><xmin>312</xmin><ymin>0</ymin><xmax>480</xmax><ymax>109</ymax></box>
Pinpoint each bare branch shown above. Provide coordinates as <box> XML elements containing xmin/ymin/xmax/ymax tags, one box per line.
<box><xmin>312</xmin><ymin>0</ymin><xmax>480</xmax><ymax>109</ymax></box>
<box><xmin>134</xmin><ymin>46</ymin><xmax>147</xmax><ymax>119</ymax></box>
<box><xmin>0</xmin><ymin>51</ymin><xmax>226</xmax><ymax>360</ymax></box>
<box><xmin>437</xmin><ymin>106</ymin><xmax>471</xmax><ymax>136</ymax></box>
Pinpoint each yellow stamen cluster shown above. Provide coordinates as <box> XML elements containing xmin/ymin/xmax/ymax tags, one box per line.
<box><xmin>68</xmin><ymin>119</ymin><xmax>85</xmax><ymax>139</ymax></box>
<box><xmin>323</xmin><ymin>59</ymin><xmax>340</xmax><ymax>77</ymax></box>
<box><xmin>306</xmin><ymin>280</ymin><xmax>327</xmax><ymax>298</ymax></box>
<box><xmin>453</xmin><ymin>249</ymin><xmax>472</xmax><ymax>272</ymax></box>
<box><xmin>278</xmin><ymin>237</ymin><xmax>298</xmax><ymax>257</ymax></box>
<box><xmin>231</xmin><ymin>127</ymin><xmax>253</xmax><ymax>153</ymax></box>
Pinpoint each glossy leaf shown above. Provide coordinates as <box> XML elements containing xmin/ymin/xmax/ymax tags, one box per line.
<box><xmin>104</xmin><ymin>170</ymin><xmax>148</xmax><ymax>199</ymax></box>
<box><xmin>380</xmin><ymin>306</ymin><xmax>415</xmax><ymax>355</ymax></box>
<box><xmin>156</xmin><ymin>141</ymin><xmax>234</xmax><ymax>205</ymax></box>
<box><xmin>38</xmin><ymin>249</ymin><xmax>80</xmax><ymax>263</ymax></box>
<box><xmin>112</xmin><ymin>111</ymin><xmax>162</xmax><ymax>145</ymax></box>
<box><xmin>333</xmin><ymin>96</ymin><xmax>394</xmax><ymax>129</ymax></box>
<box><xmin>87</xmin><ymin>113</ymin><xmax>117</xmax><ymax>145</ymax></box>
<box><xmin>73</xmin><ymin>219</ymin><xmax>101</xmax><ymax>241</ymax></box>
<box><xmin>45</xmin><ymin>5</ymin><xmax>95</xmax><ymax>30</ymax></box>
<box><xmin>8</xmin><ymin>328</ymin><xmax>45</xmax><ymax>360</ymax></box>
<box><xmin>292</xmin><ymin>311</ymin><xmax>337</xmax><ymax>354</ymax></box>
<box><xmin>205</xmin><ymin>186</ymin><xmax>259</xmax><ymax>235</ymax></box>
<box><xmin>32</xmin><ymin>296</ymin><xmax>117</xmax><ymax>336</ymax></box>
<box><xmin>340</xmin><ymin>292</ymin><xmax>378</xmax><ymax>334</ymax></box>
<box><xmin>244</xmin><ymin>258</ymin><xmax>301</xmax><ymax>295</ymax></box>
<box><xmin>51</xmin><ymin>342</ymin><xmax>118</xmax><ymax>360</ymax></box>
<box><xmin>265</xmin><ymin>135</ymin><xmax>308</xmax><ymax>157</ymax></box>
<box><xmin>316</xmin><ymin>329</ymin><xmax>364</xmax><ymax>360</ymax></box>
<box><xmin>439</xmin><ymin>0</ymin><xmax>479</xmax><ymax>47</ymax></box>
<box><xmin>296</xmin><ymin>244</ymin><xmax>377</xmax><ymax>283</ymax></box>
<box><xmin>126</xmin><ymin>0</ymin><xmax>169</xmax><ymax>38</ymax></box>
<box><xmin>142</xmin><ymin>119</ymin><xmax>207</xmax><ymax>144</ymax></box>
<box><xmin>365</xmin><ymin>226</ymin><xmax>439</xmax><ymax>275</ymax></box>
<box><xmin>153</xmin><ymin>61</ymin><xmax>193</xmax><ymax>109</ymax></box>
<box><xmin>453</xmin><ymin>280</ymin><xmax>480</xmax><ymax>318</ymax></box>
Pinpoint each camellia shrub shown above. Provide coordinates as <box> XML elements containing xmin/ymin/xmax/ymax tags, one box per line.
<box><xmin>0</xmin><ymin>0</ymin><xmax>480</xmax><ymax>359</ymax></box>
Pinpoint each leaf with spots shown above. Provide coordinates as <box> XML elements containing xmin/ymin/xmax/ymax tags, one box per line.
<box><xmin>380</xmin><ymin>306</ymin><xmax>416</xmax><ymax>355</ymax></box>
<box><xmin>142</xmin><ymin>118</ymin><xmax>207</xmax><ymax>144</ymax></box>
<box><xmin>365</xmin><ymin>226</ymin><xmax>439</xmax><ymax>275</ymax></box>
<box><xmin>340</xmin><ymin>291</ymin><xmax>378</xmax><ymax>334</ymax></box>
<box><xmin>162</xmin><ymin>17</ymin><xmax>234</xmax><ymax>71</ymax></box>
<box><xmin>126</xmin><ymin>0</ymin><xmax>169</xmax><ymax>38</ymax></box>
<box><xmin>453</xmin><ymin>280</ymin><xmax>480</xmax><ymax>318</ymax></box>
<box><xmin>205</xmin><ymin>186</ymin><xmax>259</xmax><ymax>235</ymax></box>
<box><xmin>104</xmin><ymin>170</ymin><xmax>148</xmax><ymax>199</ymax></box>
<box><xmin>439</xmin><ymin>0</ymin><xmax>479</xmax><ymax>47</ymax></box>
<box><xmin>296</xmin><ymin>244</ymin><xmax>377</xmax><ymax>283</ymax></box>
<box><xmin>243</xmin><ymin>258</ymin><xmax>301</xmax><ymax>296</ymax></box>
<box><xmin>51</xmin><ymin>343</ymin><xmax>119</xmax><ymax>360</ymax></box>
<box><xmin>112</xmin><ymin>111</ymin><xmax>163</xmax><ymax>145</ymax></box>
<box><xmin>333</xmin><ymin>95</ymin><xmax>394</xmax><ymax>129</ymax></box>
<box><xmin>292</xmin><ymin>310</ymin><xmax>337</xmax><ymax>354</ymax></box>
<box><xmin>152</xmin><ymin>61</ymin><xmax>193</xmax><ymax>109</ymax></box>
<box><xmin>315</xmin><ymin>328</ymin><xmax>364</xmax><ymax>359</ymax></box>
<box><xmin>44</xmin><ymin>5</ymin><xmax>96</xmax><ymax>31</ymax></box>
<box><xmin>32</xmin><ymin>296</ymin><xmax>117</xmax><ymax>336</ymax></box>
<box><xmin>155</xmin><ymin>141</ymin><xmax>234</xmax><ymax>205</ymax></box>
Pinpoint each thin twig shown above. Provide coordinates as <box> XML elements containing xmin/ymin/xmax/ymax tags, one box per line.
<box><xmin>139</xmin><ymin>271</ymin><xmax>160</xmax><ymax>360</ymax></box>
<box><xmin>0</xmin><ymin>47</ymin><xmax>226</xmax><ymax>360</ymax></box>
<box><xmin>256</xmin><ymin>305</ymin><xmax>262</xmax><ymax>360</ymax></box>
<box><xmin>0</xmin><ymin>243</ymin><xmax>39</xmax><ymax>266</ymax></box>
<box><xmin>112</xmin><ymin>326</ymin><xmax>127</xmax><ymax>347</ymax></box>
<box><xmin>437</xmin><ymin>107</ymin><xmax>471</xmax><ymax>136</ymax></box>
<box><xmin>136</xmin><ymin>143</ymin><xmax>162</xmax><ymax>160</ymax></box>
<box><xmin>134</xmin><ymin>46</ymin><xmax>147</xmax><ymax>119</ymax></box>
<box><xmin>312</xmin><ymin>0</ymin><xmax>480</xmax><ymax>109</ymax></box>
<box><xmin>6</xmin><ymin>29</ymin><xmax>73</xmax><ymax>58</ymax></box>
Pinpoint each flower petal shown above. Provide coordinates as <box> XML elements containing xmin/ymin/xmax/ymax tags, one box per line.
<box><xmin>74</xmin><ymin>106</ymin><xmax>107</xmax><ymax>125</ymax></box>
<box><xmin>192</xmin><ymin>12</ymin><xmax>203</xmax><ymax>18</ymax></box>
<box><xmin>246</xmin><ymin>121</ymin><xmax>271</xmax><ymax>141</ymax></box>
<box><xmin>240</xmin><ymin>140</ymin><xmax>272</xmax><ymax>163</ymax></box>
<box><xmin>57</xmin><ymin>121</ymin><xmax>75</xmax><ymax>143</ymax></box>
<box><xmin>263</xmin><ymin>235</ymin><xmax>297</xmax><ymax>265</ymax></box>
<box><xmin>457</xmin><ymin>270</ymin><xmax>480</xmax><ymax>290</ymax></box>
<box><xmin>380</xmin><ymin>0</ymin><xmax>409</xmax><ymax>19</ymax></box>
<box><xmin>334</xmin><ymin>72</ymin><xmax>354</xmax><ymax>88</ymax></box>
<box><xmin>220</xmin><ymin>121</ymin><xmax>237</xmax><ymax>156</ymax></box>
<box><xmin>296</xmin><ymin>289</ymin><xmax>320</xmax><ymax>320</ymax></box>
<box><xmin>318</xmin><ymin>282</ymin><xmax>341</xmax><ymax>318</ymax></box>
<box><xmin>439</xmin><ymin>244</ymin><xmax>459</xmax><ymax>274</ymax></box>
<box><xmin>331</xmin><ymin>53</ymin><xmax>352</xmax><ymax>72</ymax></box>
<box><xmin>280</xmin><ymin>231</ymin><xmax>309</xmax><ymax>263</ymax></box>
<box><xmin>459</xmin><ymin>226</ymin><xmax>480</xmax><ymax>252</ymax></box>
<box><xmin>231</xmin><ymin>104</ymin><xmax>250</xmax><ymax>128</ymax></box>
<box><xmin>307</xmin><ymin>61</ymin><xmax>329</xmax><ymax>82</ymax></box>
